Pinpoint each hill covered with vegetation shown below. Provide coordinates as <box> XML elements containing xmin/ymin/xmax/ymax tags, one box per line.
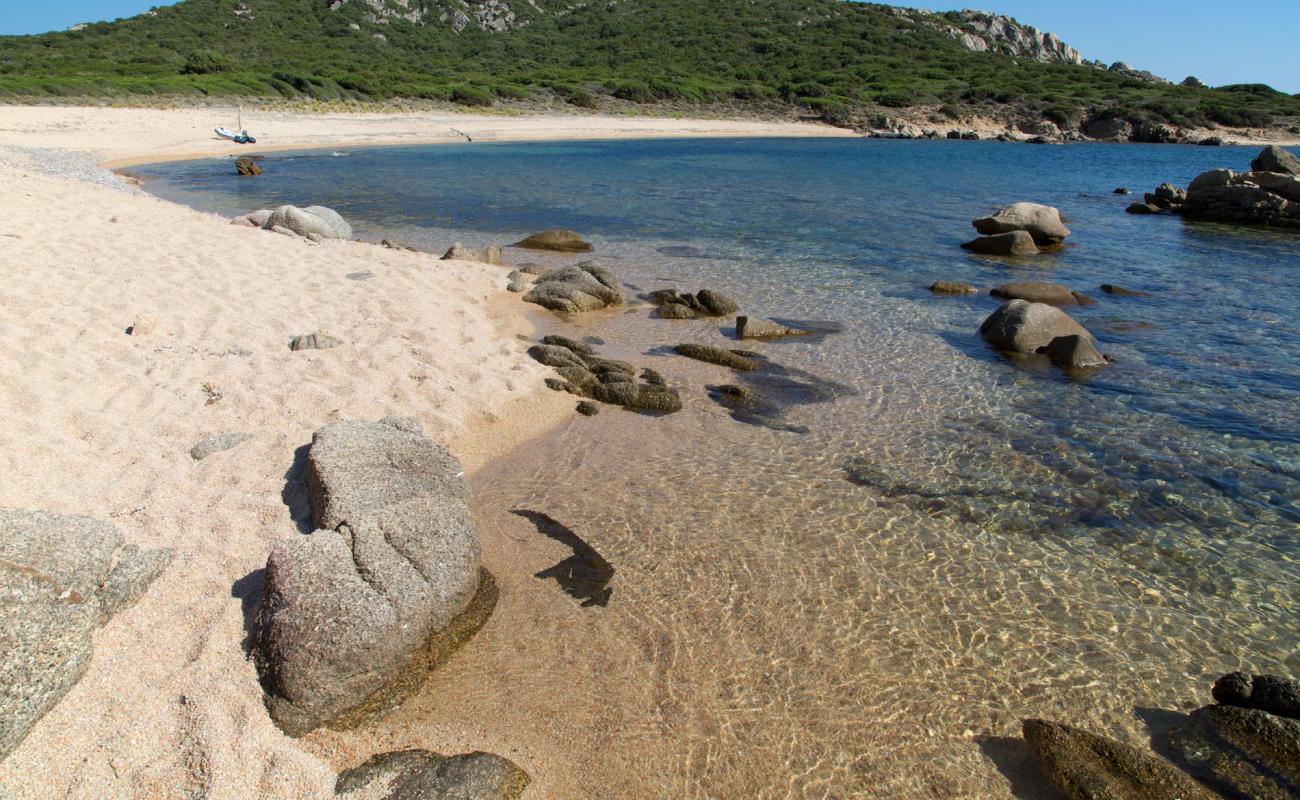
<box><xmin>2</xmin><ymin>0</ymin><xmax>1297</xmax><ymax>136</ymax></box>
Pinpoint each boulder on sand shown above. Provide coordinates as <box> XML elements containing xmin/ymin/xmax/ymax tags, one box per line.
<box><xmin>255</xmin><ymin>418</ymin><xmax>489</xmax><ymax>736</ymax></box>
<box><xmin>979</xmin><ymin>299</ymin><xmax>1093</xmax><ymax>355</ymax></box>
<box><xmin>232</xmin><ymin>209</ymin><xmax>273</xmax><ymax>228</ymax></box>
<box><xmin>1022</xmin><ymin>719</ymin><xmax>1219</xmax><ymax>800</ymax></box>
<box><xmin>264</xmin><ymin>205</ymin><xmax>353</xmax><ymax>240</ymax></box>
<box><xmin>512</xmin><ymin>229</ymin><xmax>593</xmax><ymax>252</ymax></box>
<box><xmin>961</xmin><ymin>231</ymin><xmax>1039</xmax><ymax>256</ymax></box>
<box><xmin>972</xmin><ymin>202</ymin><xmax>1071</xmax><ymax>244</ymax></box>
<box><xmin>522</xmin><ymin>262</ymin><xmax>622</xmax><ymax>314</ymax></box>
<box><xmin>336</xmin><ymin>749</ymin><xmax>530</xmax><ymax>800</ymax></box>
<box><xmin>0</xmin><ymin>509</ymin><xmax>171</xmax><ymax>759</ymax></box>
<box><xmin>442</xmin><ymin>242</ymin><xmax>504</xmax><ymax>265</ymax></box>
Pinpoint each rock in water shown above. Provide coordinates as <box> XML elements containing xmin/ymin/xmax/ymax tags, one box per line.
<box><xmin>527</xmin><ymin>338</ymin><xmax>681</xmax><ymax>413</ymax></box>
<box><xmin>961</xmin><ymin>231</ymin><xmax>1039</xmax><ymax>255</ymax></box>
<box><xmin>512</xmin><ymin>229</ymin><xmax>593</xmax><ymax>252</ymax></box>
<box><xmin>1022</xmin><ymin>719</ymin><xmax>1219</xmax><ymax>800</ymax></box>
<box><xmin>673</xmin><ymin>343</ymin><xmax>760</xmax><ymax>371</ymax></box>
<box><xmin>929</xmin><ymin>281</ymin><xmax>979</xmax><ymax>295</ymax></box>
<box><xmin>736</xmin><ymin>316</ymin><xmax>809</xmax><ymax>339</ymax></box>
<box><xmin>235</xmin><ymin>156</ymin><xmax>261</xmax><ymax>176</ymax></box>
<box><xmin>1212</xmin><ymin>671</ymin><xmax>1300</xmax><ymax>719</ymax></box>
<box><xmin>979</xmin><ymin>300</ymin><xmax>1094</xmax><ymax>355</ymax></box>
<box><xmin>255</xmin><ymin>418</ymin><xmax>488</xmax><ymax>736</ymax></box>
<box><xmin>522</xmin><ymin>262</ymin><xmax>622</xmax><ymax>314</ymax></box>
<box><xmin>264</xmin><ymin>205</ymin><xmax>352</xmax><ymax>240</ymax></box>
<box><xmin>1100</xmin><ymin>284</ymin><xmax>1149</xmax><ymax>297</ymax></box>
<box><xmin>1046</xmin><ymin>334</ymin><xmax>1107</xmax><ymax>370</ymax></box>
<box><xmin>972</xmin><ymin>202</ymin><xmax>1072</xmax><ymax>244</ymax></box>
<box><xmin>656</xmin><ymin>302</ymin><xmax>695</xmax><ymax>319</ymax></box>
<box><xmin>1165</xmin><ymin>704</ymin><xmax>1300</xmax><ymax>800</ymax></box>
<box><xmin>1251</xmin><ymin>145</ymin><xmax>1300</xmax><ymax>176</ymax></box>
<box><xmin>991</xmin><ymin>281</ymin><xmax>1080</xmax><ymax>305</ymax></box>
<box><xmin>335</xmin><ymin>749</ymin><xmax>530</xmax><ymax>800</ymax></box>
<box><xmin>695</xmin><ymin>289</ymin><xmax>738</xmax><ymax>316</ymax></box>
<box><xmin>0</xmin><ymin>509</ymin><xmax>171</xmax><ymax>759</ymax></box>
<box><xmin>644</xmin><ymin>288</ymin><xmax>738</xmax><ymax>317</ymax></box>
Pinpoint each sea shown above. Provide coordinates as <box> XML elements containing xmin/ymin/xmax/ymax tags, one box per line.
<box><xmin>130</xmin><ymin>138</ymin><xmax>1299</xmax><ymax>798</ymax></box>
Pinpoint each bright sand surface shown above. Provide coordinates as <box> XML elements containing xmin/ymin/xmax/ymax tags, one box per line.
<box><xmin>0</xmin><ymin>107</ymin><xmax>853</xmax><ymax>799</ymax></box>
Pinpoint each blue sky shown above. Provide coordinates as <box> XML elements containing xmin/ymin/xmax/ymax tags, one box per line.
<box><xmin>2</xmin><ymin>1</ymin><xmax>1297</xmax><ymax>93</ymax></box>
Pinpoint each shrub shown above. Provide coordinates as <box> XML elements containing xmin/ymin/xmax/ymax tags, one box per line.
<box><xmin>876</xmin><ymin>89</ymin><xmax>913</xmax><ymax>108</ymax></box>
<box><xmin>180</xmin><ymin>50</ymin><xmax>233</xmax><ymax>75</ymax></box>
<box><xmin>612</xmin><ymin>79</ymin><xmax>658</xmax><ymax>103</ymax></box>
<box><xmin>450</xmin><ymin>85</ymin><xmax>494</xmax><ymax>106</ymax></box>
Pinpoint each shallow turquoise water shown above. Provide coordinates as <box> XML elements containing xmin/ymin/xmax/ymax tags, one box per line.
<box><xmin>133</xmin><ymin>138</ymin><xmax>1299</xmax><ymax>797</ymax></box>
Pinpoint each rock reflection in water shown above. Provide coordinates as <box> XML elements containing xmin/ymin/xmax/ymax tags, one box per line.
<box><xmin>511</xmin><ymin>509</ymin><xmax>615</xmax><ymax>607</ymax></box>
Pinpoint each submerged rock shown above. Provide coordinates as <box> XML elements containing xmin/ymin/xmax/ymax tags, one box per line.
<box><xmin>644</xmin><ymin>288</ymin><xmax>739</xmax><ymax>318</ymax></box>
<box><xmin>1046</xmin><ymin>334</ymin><xmax>1107</xmax><ymax>370</ymax></box>
<box><xmin>335</xmin><ymin>749</ymin><xmax>530</xmax><ymax>800</ymax></box>
<box><xmin>929</xmin><ymin>280</ymin><xmax>979</xmax><ymax>295</ymax></box>
<box><xmin>973</xmin><ymin>202</ymin><xmax>1071</xmax><ymax>244</ymax></box>
<box><xmin>736</xmin><ymin>316</ymin><xmax>811</xmax><ymax>339</ymax></box>
<box><xmin>961</xmin><ymin>231</ymin><xmax>1039</xmax><ymax>255</ymax></box>
<box><xmin>1165</xmin><ymin>704</ymin><xmax>1300</xmax><ymax>800</ymax></box>
<box><xmin>1213</xmin><ymin>671</ymin><xmax>1300</xmax><ymax>719</ymax></box>
<box><xmin>1101</xmin><ymin>284</ymin><xmax>1149</xmax><ymax>297</ymax></box>
<box><xmin>1022</xmin><ymin>718</ymin><xmax>1219</xmax><ymax>800</ymax></box>
<box><xmin>527</xmin><ymin>337</ymin><xmax>680</xmax><ymax>413</ymax></box>
<box><xmin>673</xmin><ymin>343</ymin><xmax>760</xmax><ymax>371</ymax></box>
<box><xmin>0</xmin><ymin>509</ymin><xmax>171</xmax><ymax>759</ymax></box>
<box><xmin>979</xmin><ymin>300</ymin><xmax>1094</xmax><ymax>355</ymax></box>
<box><xmin>991</xmin><ymin>281</ymin><xmax>1080</xmax><ymax>305</ymax></box>
<box><xmin>512</xmin><ymin>229</ymin><xmax>593</xmax><ymax>252</ymax></box>
<box><xmin>522</xmin><ymin>262</ymin><xmax>622</xmax><ymax>314</ymax></box>
<box><xmin>256</xmin><ymin>418</ymin><xmax>489</xmax><ymax>736</ymax></box>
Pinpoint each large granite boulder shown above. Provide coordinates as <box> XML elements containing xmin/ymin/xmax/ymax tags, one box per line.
<box><xmin>644</xmin><ymin>288</ymin><xmax>739</xmax><ymax>318</ymax></box>
<box><xmin>961</xmin><ymin>231</ymin><xmax>1039</xmax><ymax>255</ymax></box>
<box><xmin>1022</xmin><ymin>719</ymin><xmax>1219</xmax><ymax>800</ymax></box>
<box><xmin>264</xmin><ymin>205</ymin><xmax>353</xmax><ymax>240</ymax></box>
<box><xmin>1165</xmin><ymin>704</ymin><xmax>1300</xmax><ymax>800</ymax></box>
<box><xmin>973</xmin><ymin>202</ymin><xmax>1071</xmax><ymax>244</ymax></box>
<box><xmin>522</xmin><ymin>262</ymin><xmax>622</xmax><ymax>314</ymax></box>
<box><xmin>1212</xmin><ymin>671</ymin><xmax>1300</xmax><ymax>719</ymax></box>
<box><xmin>0</xmin><ymin>509</ymin><xmax>171</xmax><ymax>759</ymax></box>
<box><xmin>1251</xmin><ymin>145</ymin><xmax>1300</xmax><ymax>176</ymax></box>
<box><xmin>336</xmin><ymin>749</ymin><xmax>530</xmax><ymax>800</ymax></box>
<box><xmin>1183</xmin><ymin>182</ymin><xmax>1300</xmax><ymax>229</ymax></box>
<box><xmin>256</xmin><ymin>418</ymin><xmax>488</xmax><ymax>736</ymax></box>
<box><xmin>980</xmin><ymin>300</ymin><xmax>1094</xmax><ymax>355</ymax></box>
<box><xmin>511</xmin><ymin>229</ymin><xmax>593</xmax><ymax>252</ymax></box>
<box><xmin>232</xmin><ymin>209</ymin><xmax>273</xmax><ymax>228</ymax></box>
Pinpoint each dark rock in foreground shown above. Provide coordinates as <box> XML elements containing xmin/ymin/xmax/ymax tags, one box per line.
<box><xmin>530</xmin><ymin>336</ymin><xmax>681</xmax><ymax>413</ymax></box>
<box><xmin>335</xmin><ymin>749</ymin><xmax>530</xmax><ymax>800</ymax></box>
<box><xmin>522</xmin><ymin>262</ymin><xmax>622</xmax><ymax>314</ymax></box>
<box><xmin>1022</xmin><ymin>718</ymin><xmax>1219</xmax><ymax>800</ymax></box>
<box><xmin>256</xmin><ymin>418</ymin><xmax>488</xmax><ymax>736</ymax></box>
<box><xmin>1213</xmin><ymin>671</ymin><xmax>1300</xmax><ymax>719</ymax></box>
<box><xmin>962</xmin><ymin>231</ymin><xmax>1039</xmax><ymax>255</ymax></box>
<box><xmin>673</xmin><ymin>343</ymin><xmax>760</xmax><ymax>371</ymax></box>
<box><xmin>1165</xmin><ymin>704</ymin><xmax>1300</xmax><ymax>800</ymax></box>
<box><xmin>0</xmin><ymin>509</ymin><xmax>171</xmax><ymax>759</ymax></box>
<box><xmin>512</xmin><ymin>228</ymin><xmax>593</xmax><ymax>252</ymax></box>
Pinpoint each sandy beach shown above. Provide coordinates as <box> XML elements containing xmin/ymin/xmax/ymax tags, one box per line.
<box><xmin>0</xmin><ymin>106</ymin><xmax>853</xmax><ymax>799</ymax></box>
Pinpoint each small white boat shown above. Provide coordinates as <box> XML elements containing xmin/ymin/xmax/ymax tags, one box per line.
<box><xmin>215</xmin><ymin>126</ymin><xmax>257</xmax><ymax>144</ymax></box>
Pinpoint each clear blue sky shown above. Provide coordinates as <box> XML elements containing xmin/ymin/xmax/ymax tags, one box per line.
<box><xmin>2</xmin><ymin>1</ymin><xmax>1298</xmax><ymax>93</ymax></box>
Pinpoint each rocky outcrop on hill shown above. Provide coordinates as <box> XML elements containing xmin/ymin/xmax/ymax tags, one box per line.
<box><xmin>0</xmin><ymin>509</ymin><xmax>171</xmax><ymax>759</ymax></box>
<box><xmin>904</xmin><ymin>9</ymin><xmax>1082</xmax><ymax>65</ymax></box>
<box><xmin>329</xmin><ymin>0</ymin><xmax>527</xmax><ymax>33</ymax></box>
<box><xmin>255</xmin><ymin>418</ymin><xmax>491</xmax><ymax>736</ymax></box>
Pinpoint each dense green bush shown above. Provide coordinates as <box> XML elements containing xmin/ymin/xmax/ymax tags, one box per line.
<box><xmin>180</xmin><ymin>50</ymin><xmax>232</xmax><ymax>75</ymax></box>
<box><xmin>450</xmin><ymin>85</ymin><xmax>494</xmax><ymax>106</ymax></box>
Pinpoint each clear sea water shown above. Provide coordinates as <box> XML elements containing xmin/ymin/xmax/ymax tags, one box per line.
<box><xmin>132</xmin><ymin>139</ymin><xmax>1299</xmax><ymax>798</ymax></box>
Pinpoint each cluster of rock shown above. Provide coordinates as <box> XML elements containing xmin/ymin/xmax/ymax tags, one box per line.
<box><xmin>962</xmin><ymin>202</ymin><xmax>1071</xmax><ymax>255</ymax></box>
<box><xmin>643</xmin><ymin>287</ymin><xmax>738</xmax><ymax>319</ymax></box>
<box><xmin>255</xmin><ymin>418</ymin><xmax>494</xmax><ymax>736</ymax></box>
<box><xmin>1129</xmin><ymin>146</ymin><xmax>1300</xmax><ymax>229</ymax></box>
<box><xmin>901</xmin><ymin>8</ymin><xmax>1082</xmax><ymax>65</ymax></box>
<box><xmin>522</xmin><ymin>262</ymin><xmax>622</xmax><ymax>313</ymax></box>
<box><xmin>1022</xmin><ymin>671</ymin><xmax>1299</xmax><ymax>800</ymax></box>
<box><xmin>231</xmin><ymin>204</ymin><xmax>354</xmax><ymax>242</ymax></box>
<box><xmin>528</xmin><ymin>336</ymin><xmax>682</xmax><ymax>413</ymax></box>
<box><xmin>328</xmin><ymin>0</ymin><xmax>526</xmax><ymax>33</ymax></box>
<box><xmin>1</xmin><ymin>509</ymin><xmax>172</xmax><ymax>759</ymax></box>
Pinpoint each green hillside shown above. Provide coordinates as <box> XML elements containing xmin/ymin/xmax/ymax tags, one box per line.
<box><xmin>1</xmin><ymin>0</ymin><xmax>1297</xmax><ymax>133</ymax></box>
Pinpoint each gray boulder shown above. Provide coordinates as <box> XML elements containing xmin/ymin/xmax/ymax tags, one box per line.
<box><xmin>442</xmin><ymin>243</ymin><xmax>504</xmax><ymax>265</ymax></box>
<box><xmin>1165</xmin><ymin>704</ymin><xmax>1300</xmax><ymax>800</ymax></box>
<box><xmin>1251</xmin><ymin>145</ymin><xmax>1300</xmax><ymax>176</ymax></box>
<box><xmin>973</xmin><ymin>202</ymin><xmax>1071</xmax><ymax>244</ymax></box>
<box><xmin>1126</xmin><ymin>203</ymin><xmax>1163</xmax><ymax>215</ymax></box>
<box><xmin>1188</xmin><ymin>168</ymin><xmax>1234</xmax><ymax>193</ymax></box>
<box><xmin>961</xmin><ymin>231</ymin><xmax>1039</xmax><ymax>256</ymax></box>
<box><xmin>256</xmin><ymin>418</ymin><xmax>488</xmax><ymax>736</ymax></box>
<box><xmin>511</xmin><ymin>229</ymin><xmax>593</xmax><ymax>252</ymax></box>
<box><xmin>189</xmin><ymin>432</ymin><xmax>251</xmax><ymax>460</ymax></box>
<box><xmin>1046</xmin><ymin>334</ymin><xmax>1107</xmax><ymax>370</ymax></box>
<box><xmin>980</xmin><ymin>300</ymin><xmax>1093</xmax><ymax>354</ymax></box>
<box><xmin>1022</xmin><ymin>719</ymin><xmax>1219</xmax><ymax>800</ymax></box>
<box><xmin>0</xmin><ymin>509</ymin><xmax>171</xmax><ymax>759</ymax></box>
<box><xmin>232</xmin><ymin>209</ymin><xmax>273</xmax><ymax>228</ymax></box>
<box><xmin>1183</xmin><ymin>183</ymin><xmax>1300</xmax><ymax>229</ymax></box>
<box><xmin>929</xmin><ymin>281</ymin><xmax>979</xmax><ymax>295</ymax></box>
<box><xmin>264</xmin><ymin>206</ymin><xmax>353</xmax><ymax>240</ymax></box>
<box><xmin>335</xmin><ymin>749</ymin><xmax>530</xmax><ymax>800</ymax></box>
<box><xmin>522</xmin><ymin>262</ymin><xmax>622</xmax><ymax>314</ymax></box>
<box><xmin>991</xmin><ymin>281</ymin><xmax>1080</xmax><ymax>305</ymax></box>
